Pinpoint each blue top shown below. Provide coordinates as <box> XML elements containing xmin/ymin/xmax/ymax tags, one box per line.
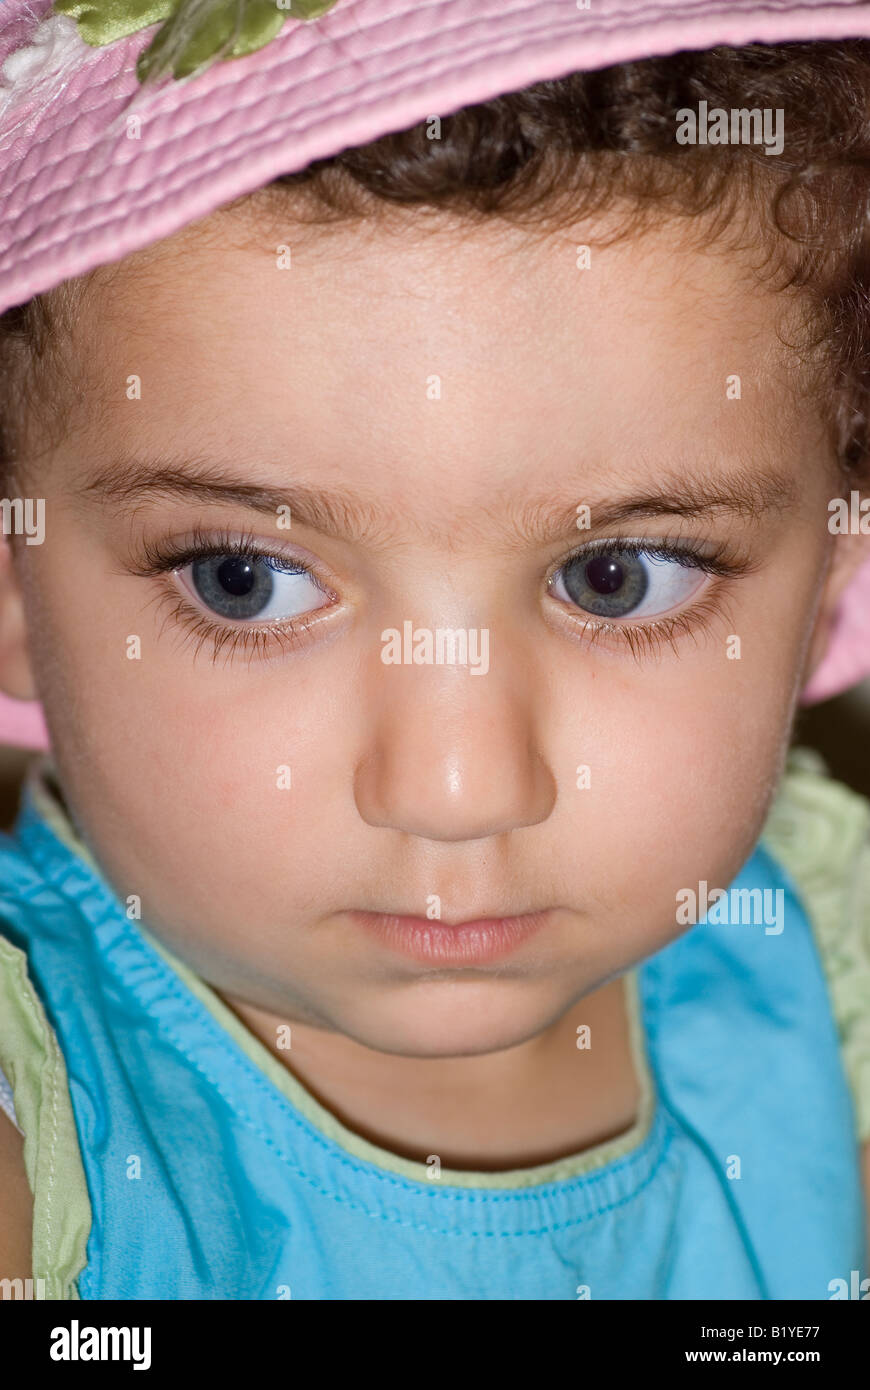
<box><xmin>0</xmin><ymin>770</ymin><xmax>865</xmax><ymax>1300</ymax></box>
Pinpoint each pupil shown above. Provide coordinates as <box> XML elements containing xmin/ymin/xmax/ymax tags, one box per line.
<box><xmin>585</xmin><ymin>555</ymin><xmax>624</xmax><ymax>595</ymax></box>
<box><xmin>218</xmin><ymin>557</ymin><xmax>256</xmax><ymax>597</ymax></box>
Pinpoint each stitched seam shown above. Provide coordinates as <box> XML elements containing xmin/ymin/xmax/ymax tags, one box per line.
<box><xmin>117</xmin><ymin>956</ymin><xmax>669</xmax><ymax>1215</ymax></box>
<box><xmin>40</xmin><ymin>1031</ymin><xmax>60</xmax><ymax>1293</ymax></box>
<box><xmin>0</xmin><ymin>4</ymin><xmax>596</xmax><ymax>220</ymax></box>
<box><xmin>87</xmin><ymin>963</ymin><xmax>675</xmax><ymax>1233</ymax></box>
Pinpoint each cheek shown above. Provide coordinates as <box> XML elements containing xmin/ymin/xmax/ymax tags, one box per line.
<box><xmin>611</xmin><ymin>687</ymin><xmax>786</xmax><ymax>899</ymax></box>
<box><xmin>90</xmin><ymin>679</ymin><xmax>339</xmax><ymax>902</ymax></box>
<box><xmin>546</xmin><ymin>608</ymin><xmax>804</xmax><ymax>935</ymax></box>
<box><xmin>30</xmin><ymin>578</ymin><xmax>343</xmax><ymax>922</ymax></box>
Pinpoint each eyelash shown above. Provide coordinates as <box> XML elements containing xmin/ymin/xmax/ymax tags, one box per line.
<box><xmin>127</xmin><ymin>527</ymin><xmax>754</xmax><ymax>664</ymax></box>
<box><xmin>128</xmin><ymin>526</ymin><xmax>333</xmax><ymax>666</ymax></box>
<box><xmin>544</xmin><ymin>535</ymin><xmax>754</xmax><ymax>660</ymax></box>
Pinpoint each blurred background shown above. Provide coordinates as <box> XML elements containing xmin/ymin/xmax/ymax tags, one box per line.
<box><xmin>1</xmin><ymin>744</ymin><xmax>36</xmax><ymax>829</ymax></box>
<box><xmin>3</xmin><ymin>681</ymin><xmax>870</xmax><ymax>830</ymax></box>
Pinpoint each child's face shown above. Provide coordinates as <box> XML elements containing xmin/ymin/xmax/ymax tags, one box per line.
<box><xmin>1</xmin><ymin>205</ymin><xmax>856</xmax><ymax>1056</ymax></box>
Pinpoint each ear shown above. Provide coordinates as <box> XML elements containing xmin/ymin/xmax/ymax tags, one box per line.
<box><xmin>0</xmin><ymin>533</ymin><xmax>38</xmax><ymax>701</ymax></box>
<box><xmin>802</xmin><ymin>525</ymin><xmax>870</xmax><ymax>686</ymax></box>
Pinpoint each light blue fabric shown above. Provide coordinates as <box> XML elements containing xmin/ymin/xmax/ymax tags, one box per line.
<box><xmin>0</xmin><ymin>779</ymin><xmax>866</xmax><ymax>1300</ymax></box>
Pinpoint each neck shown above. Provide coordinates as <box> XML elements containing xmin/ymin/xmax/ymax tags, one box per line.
<box><xmin>219</xmin><ymin>974</ymin><xmax>642</xmax><ymax>1172</ymax></box>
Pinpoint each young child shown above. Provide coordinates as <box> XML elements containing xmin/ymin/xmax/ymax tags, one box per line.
<box><xmin>0</xmin><ymin>0</ymin><xmax>869</xmax><ymax>1301</ymax></box>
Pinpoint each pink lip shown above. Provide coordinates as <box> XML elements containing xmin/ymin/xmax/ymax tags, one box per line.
<box><xmin>349</xmin><ymin>909</ymin><xmax>553</xmax><ymax>965</ymax></box>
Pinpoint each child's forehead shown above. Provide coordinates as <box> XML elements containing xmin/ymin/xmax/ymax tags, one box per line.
<box><xmin>63</xmin><ymin>205</ymin><xmax>810</xmax><ymax>466</ymax></box>
<box><xmin>77</xmin><ymin>198</ymin><xmax>801</xmax><ymax>368</ymax></box>
<box><xmin>49</xmin><ymin>205</ymin><xmax>829</xmax><ymax>537</ymax></box>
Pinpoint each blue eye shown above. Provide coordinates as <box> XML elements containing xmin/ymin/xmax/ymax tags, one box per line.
<box><xmin>550</xmin><ymin>546</ymin><xmax>707</xmax><ymax>620</ymax></box>
<box><xmin>180</xmin><ymin>553</ymin><xmax>329</xmax><ymax>622</ymax></box>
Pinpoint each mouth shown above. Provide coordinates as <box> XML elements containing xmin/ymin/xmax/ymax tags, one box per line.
<box><xmin>347</xmin><ymin>909</ymin><xmax>554</xmax><ymax>965</ymax></box>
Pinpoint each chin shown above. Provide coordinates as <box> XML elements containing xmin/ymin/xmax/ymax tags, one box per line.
<box><xmin>339</xmin><ymin>981</ymin><xmax>563</xmax><ymax>1060</ymax></box>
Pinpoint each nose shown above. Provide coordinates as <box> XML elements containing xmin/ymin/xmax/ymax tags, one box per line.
<box><xmin>353</xmin><ymin>649</ymin><xmax>556</xmax><ymax>841</ymax></box>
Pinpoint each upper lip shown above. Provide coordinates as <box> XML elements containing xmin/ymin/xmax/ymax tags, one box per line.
<box><xmin>353</xmin><ymin>908</ymin><xmax>550</xmax><ymax>927</ymax></box>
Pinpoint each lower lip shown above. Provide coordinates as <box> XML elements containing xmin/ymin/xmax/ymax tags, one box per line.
<box><xmin>349</xmin><ymin>910</ymin><xmax>552</xmax><ymax>965</ymax></box>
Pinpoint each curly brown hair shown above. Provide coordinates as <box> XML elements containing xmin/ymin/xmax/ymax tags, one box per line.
<box><xmin>1</xmin><ymin>39</ymin><xmax>869</xmax><ymax>483</ymax></box>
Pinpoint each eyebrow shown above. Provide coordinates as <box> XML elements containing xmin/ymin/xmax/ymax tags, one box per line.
<box><xmin>77</xmin><ymin>453</ymin><xmax>799</xmax><ymax>546</ymax></box>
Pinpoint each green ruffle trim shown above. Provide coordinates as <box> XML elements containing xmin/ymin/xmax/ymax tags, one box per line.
<box><xmin>0</xmin><ymin>935</ymin><xmax>90</xmax><ymax>1299</ymax></box>
<box><xmin>52</xmin><ymin>0</ymin><xmax>342</xmax><ymax>81</ymax></box>
<box><xmin>761</xmin><ymin>746</ymin><xmax>870</xmax><ymax>1141</ymax></box>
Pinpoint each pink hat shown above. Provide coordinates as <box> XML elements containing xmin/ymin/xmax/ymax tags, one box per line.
<box><xmin>1</xmin><ymin>0</ymin><xmax>869</xmax><ymax>748</ymax></box>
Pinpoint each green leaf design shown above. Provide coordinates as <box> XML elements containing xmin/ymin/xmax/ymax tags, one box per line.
<box><xmin>50</xmin><ymin>0</ymin><xmax>342</xmax><ymax>80</ymax></box>
<box><xmin>138</xmin><ymin>0</ymin><xmax>284</xmax><ymax>80</ymax></box>
<box><xmin>52</xmin><ymin>0</ymin><xmax>180</xmax><ymax>47</ymax></box>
